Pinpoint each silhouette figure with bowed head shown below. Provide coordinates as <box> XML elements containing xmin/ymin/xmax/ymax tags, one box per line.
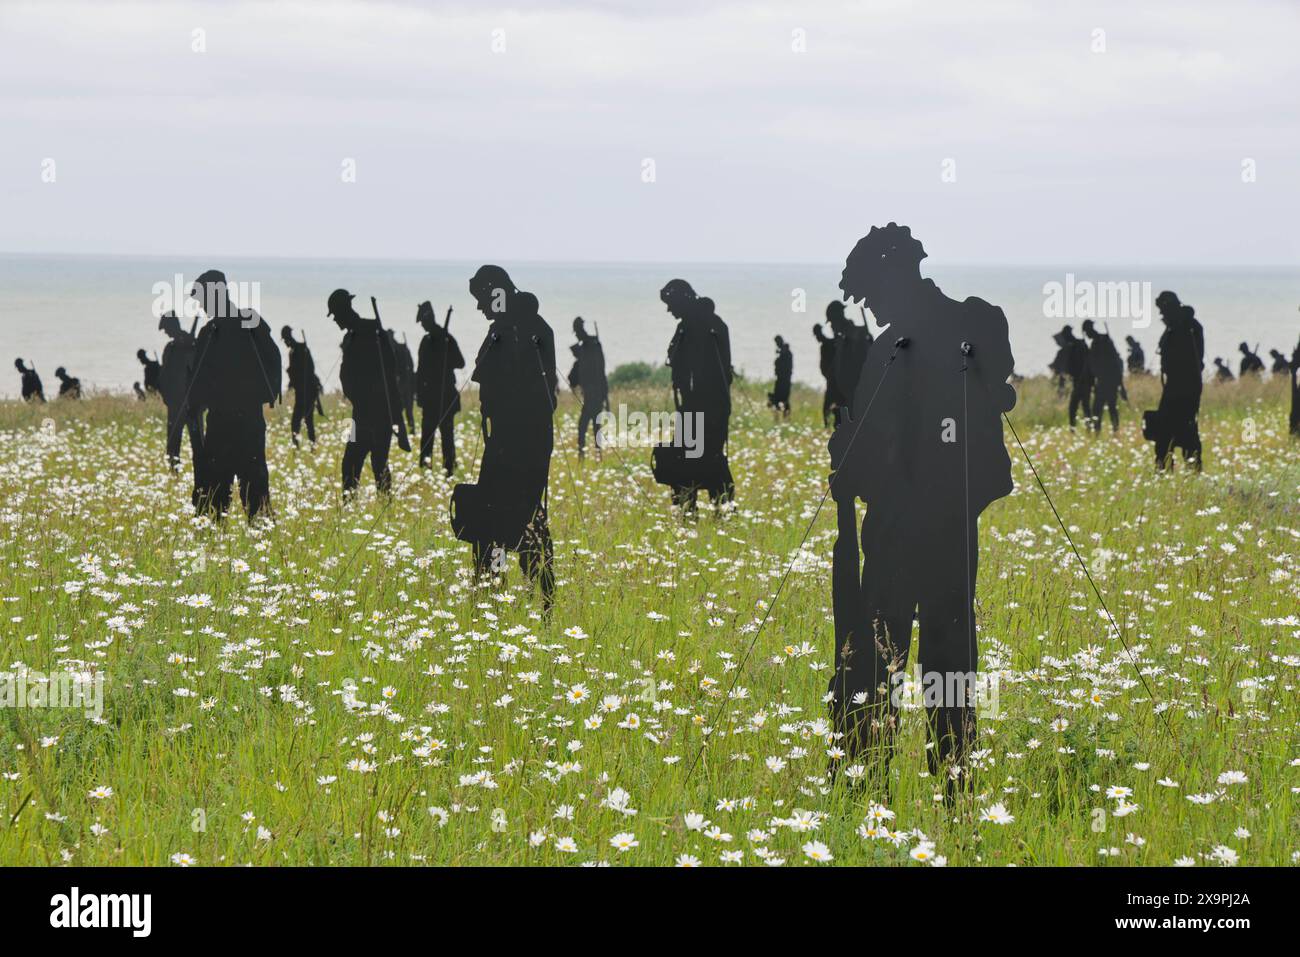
<box><xmin>656</xmin><ymin>279</ymin><xmax>735</xmax><ymax>511</ymax></box>
<box><xmin>827</xmin><ymin>224</ymin><xmax>1016</xmax><ymax>798</ymax></box>
<box><xmin>415</xmin><ymin>301</ymin><xmax>464</xmax><ymax>475</ymax></box>
<box><xmin>1147</xmin><ymin>293</ymin><xmax>1203</xmax><ymax>471</ymax></box>
<box><xmin>187</xmin><ymin>269</ymin><xmax>282</xmax><ymax>521</ymax></box>
<box><xmin>812</xmin><ymin>320</ymin><xmax>839</xmax><ymax>427</ymax></box>
<box><xmin>1052</xmin><ymin>325</ymin><xmax>1093</xmax><ymax>428</ymax></box>
<box><xmin>1081</xmin><ymin>319</ymin><xmax>1125</xmax><ymax>433</ymax></box>
<box><xmin>388</xmin><ymin>329</ymin><xmax>417</xmax><ymax>434</ymax></box>
<box><xmin>54</xmin><ymin>367</ymin><xmax>82</xmax><ymax>399</ymax></box>
<box><xmin>452</xmin><ymin>266</ymin><xmax>556</xmax><ymax>610</ymax></box>
<box><xmin>767</xmin><ymin>335</ymin><xmax>793</xmax><ymax>418</ymax></box>
<box><xmin>281</xmin><ymin>325</ymin><xmax>324</xmax><ymax>449</ymax></box>
<box><xmin>1269</xmin><ymin>348</ymin><xmax>1290</xmax><ymax>375</ymax></box>
<box><xmin>1214</xmin><ymin>357</ymin><xmax>1235</xmax><ymax>382</ymax></box>
<box><xmin>1125</xmin><ymin>336</ymin><xmax>1147</xmax><ymax>375</ymax></box>
<box><xmin>1238</xmin><ymin>342</ymin><xmax>1264</xmax><ymax>377</ymax></box>
<box><xmin>569</xmin><ymin>316</ymin><xmax>610</xmax><ymax>459</ymax></box>
<box><xmin>158</xmin><ymin>311</ymin><xmax>205</xmax><ymax>475</ymax></box>
<box><xmin>136</xmin><ymin>349</ymin><xmax>161</xmax><ymax>397</ymax></box>
<box><xmin>14</xmin><ymin>359</ymin><xmax>44</xmax><ymax>403</ymax></box>
<box><xmin>329</xmin><ymin>289</ymin><xmax>406</xmax><ymax>497</ymax></box>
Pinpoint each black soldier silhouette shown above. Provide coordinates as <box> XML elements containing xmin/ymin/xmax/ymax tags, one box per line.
<box><xmin>812</xmin><ymin>320</ymin><xmax>839</xmax><ymax>426</ymax></box>
<box><xmin>1081</xmin><ymin>319</ymin><xmax>1125</xmax><ymax>433</ymax></box>
<box><xmin>330</xmin><ymin>289</ymin><xmax>407</xmax><ymax>496</ymax></box>
<box><xmin>1053</xmin><ymin>325</ymin><xmax>1093</xmax><ymax>427</ymax></box>
<box><xmin>1290</xmin><ymin>335</ymin><xmax>1300</xmax><ymax>437</ymax></box>
<box><xmin>158</xmin><ymin>311</ymin><xmax>204</xmax><ymax>474</ymax></box>
<box><xmin>136</xmin><ymin>349</ymin><xmax>161</xmax><ymax>397</ymax></box>
<box><xmin>14</xmin><ymin>359</ymin><xmax>44</xmax><ymax>402</ymax></box>
<box><xmin>415</xmin><ymin>301</ymin><xmax>464</xmax><ymax>475</ymax></box>
<box><xmin>1213</xmin><ymin>357</ymin><xmax>1235</xmax><ymax>383</ymax></box>
<box><xmin>1145</xmin><ymin>293</ymin><xmax>1203</xmax><ymax>471</ymax></box>
<box><xmin>187</xmin><ymin>269</ymin><xmax>282</xmax><ymax>520</ymax></box>
<box><xmin>1238</xmin><ymin>342</ymin><xmax>1264</xmax><ymax>377</ymax></box>
<box><xmin>832</xmin><ymin>303</ymin><xmax>873</xmax><ymax>420</ymax></box>
<box><xmin>54</xmin><ymin>367</ymin><xmax>82</xmax><ymax>399</ymax></box>
<box><xmin>1269</xmin><ymin>348</ymin><xmax>1290</xmax><ymax>375</ymax></box>
<box><xmin>281</xmin><ymin>325</ymin><xmax>324</xmax><ymax>449</ymax></box>
<box><xmin>655</xmin><ymin>280</ymin><xmax>735</xmax><ymax>511</ymax></box>
<box><xmin>452</xmin><ymin>266</ymin><xmax>557</xmax><ymax>609</ymax></box>
<box><xmin>389</xmin><ymin>329</ymin><xmax>417</xmax><ymax>435</ymax></box>
<box><xmin>767</xmin><ymin>335</ymin><xmax>793</xmax><ymax>418</ymax></box>
<box><xmin>1125</xmin><ymin>335</ymin><xmax>1147</xmax><ymax>375</ymax></box>
<box><xmin>568</xmin><ymin>316</ymin><xmax>610</xmax><ymax>459</ymax></box>
<box><xmin>827</xmin><ymin>224</ymin><xmax>1016</xmax><ymax>798</ymax></box>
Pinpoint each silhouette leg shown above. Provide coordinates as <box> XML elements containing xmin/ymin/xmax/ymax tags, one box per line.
<box><xmin>372</xmin><ymin>426</ymin><xmax>392</xmax><ymax>493</ymax></box>
<box><xmin>917</xmin><ymin>515</ymin><xmax>979</xmax><ymax>799</ymax></box>
<box><xmin>439</xmin><ymin>416</ymin><xmax>456</xmax><ymax>476</ymax></box>
<box><xmin>342</xmin><ymin>439</ymin><xmax>365</xmax><ymax>495</ymax></box>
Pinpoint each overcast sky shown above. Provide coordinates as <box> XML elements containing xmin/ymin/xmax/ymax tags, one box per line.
<box><xmin>2</xmin><ymin>0</ymin><xmax>1297</xmax><ymax>264</ymax></box>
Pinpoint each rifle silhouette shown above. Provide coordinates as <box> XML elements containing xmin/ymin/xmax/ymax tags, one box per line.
<box><xmin>370</xmin><ymin>296</ymin><xmax>411</xmax><ymax>452</ymax></box>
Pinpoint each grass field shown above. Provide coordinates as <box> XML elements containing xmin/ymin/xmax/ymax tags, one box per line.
<box><xmin>0</xmin><ymin>373</ymin><xmax>1297</xmax><ymax>866</ymax></box>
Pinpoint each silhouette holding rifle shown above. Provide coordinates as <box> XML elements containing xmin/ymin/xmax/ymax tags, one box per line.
<box><xmin>329</xmin><ymin>289</ymin><xmax>408</xmax><ymax>497</ymax></box>
<box><xmin>569</xmin><ymin>316</ymin><xmax>610</xmax><ymax>459</ymax></box>
<box><xmin>14</xmin><ymin>359</ymin><xmax>44</xmax><ymax>402</ymax></box>
<box><xmin>281</xmin><ymin>325</ymin><xmax>324</xmax><ymax>448</ymax></box>
<box><xmin>159</xmin><ymin>310</ymin><xmax>204</xmax><ymax>475</ymax></box>
<box><xmin>415</xmin><ymin>301</ymin><xmax>464</xmax><ymax>475</ymax></box>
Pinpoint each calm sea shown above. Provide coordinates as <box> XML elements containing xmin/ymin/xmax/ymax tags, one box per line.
<box><xmin>1</xmin><ymin>254</ymin><xmax>1297</xmax><ymax>398</ymax></box>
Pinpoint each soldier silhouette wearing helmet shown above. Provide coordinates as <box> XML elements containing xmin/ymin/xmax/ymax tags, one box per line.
<box><xmin>1238</xmin><ymin>342</ymin><xmax>1264</xmax><ymax>377</ymax></box>
<box><xmin>1125</xmin><ymin>335</ymin><xmax>1147</xmax><ymax>375</ymax></box>
<box><xmin>187</xmin><ymin>269</ymin><xmax>281</xmax><ymax>520</ymax></box>
<box><xmin>158</xmin><ymin>310</ymin><xmax>204</xmax><ymax>475</ymax></box>
<box><xmin>1213</xmin><ymin>357</ymin><xmax>1235</xmax><ymax>382</ymax></box>
<box><xmin>136</xmin><ymin>349</ymin><xmax>161</xmax><ymax>397</ymax></box>
<box><xmin>656</xmin><ymin>279</ymin><xmax>735</xmax><ymax>511</ymax></box>
<box><xmin>828</xmin><ymin>224</ymin><xmax>1016</xmax><ymax>798</ymax></box>
<box><xmin>329</xmin><ymin>289</ymin><xmax>406</xmax><ymax>496</ymax></box>
<box><xmin>569</xmin><ymin>317</ymin><xmax>610</xmax><ymax>459</ymax></box>
<box><xmin>14</xmin><ymin>359</ymin><xmax>44</xmax><ymax>402</ymax></box>
<box><xmin>1052</xmin><ymin>325</ymin><xmax>1092</xmax><ymax>427</ymax></box>
<box><xmin>1146</xmin><ymin>293</ymin><xmax>1203</xmax><ymax>471</ymax></box>
<box><xmin>452</xmin><ymin>266</ymin><xmax>556</xmax><ymax>609</ymax></box>
<box><xmin>1081</xmin><ymin>319</ymin><xmax>1125</xmax><ymax>433</ymax></box>
<box><xmin>415</xmin><ymin>301</ymin><xmax>464</xmax><ymax>475</ymax></box>
<box><xmin>767</xmin><ymin>335</ymin><xmax>793</xmax><ymax>418</ymax></box>
<box><xmin>812</xmin><ymin>320</ymin><xmax>838</xmax><ymax>427</ymax></box>
<box><xmin>280</xmin><ymin>325</ymin><xmax>324</xmax><ymax>449</ymax></box>
<box><xmin>54</xmin><ymin>367</ymin><xmax>82</xmax><ymax>399</ymax></box>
